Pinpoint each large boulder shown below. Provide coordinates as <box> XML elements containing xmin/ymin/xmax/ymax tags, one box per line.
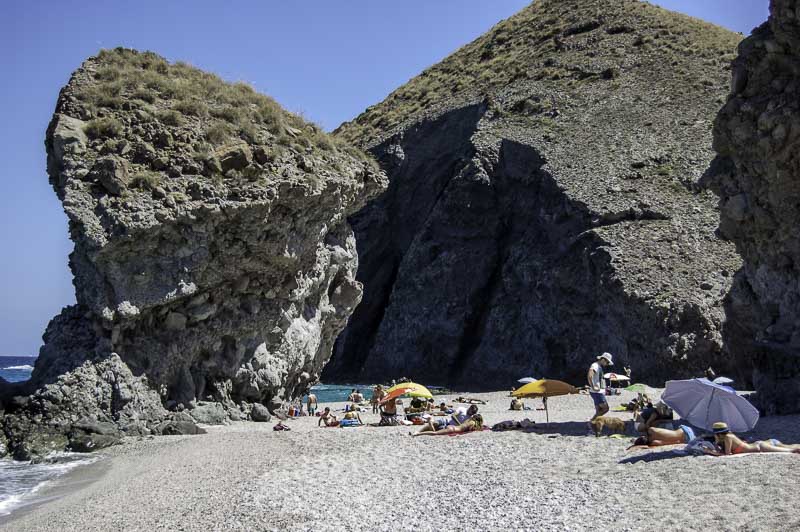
<box><xmin>327</xmin><ymin>0</ymin><xmax>743</xmax><ymax>388</ymax></box>
<box><xmin>707</xmin><ymin>0</ymin><xmax>800</xmax><ymax>414</ymax></box>
<box><xmin>250</xmin><ymin>403</ymin><xmax>271</xmax><ymax>422</ymax></box>
<box><xmin>0</xmin><ymin>48</ymin><xmax>385</xmax><ymax>459</ymax></box>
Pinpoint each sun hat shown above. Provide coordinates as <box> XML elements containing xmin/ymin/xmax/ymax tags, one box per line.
<box><xmin>597</xmin><ymin>352</ymin><xmax>614</xmax><ymax>365</ymax></box>
<box><xmin>712</xmin><ymin>422</ymin><xmax>730</xmax><ymax>434</ymax></box>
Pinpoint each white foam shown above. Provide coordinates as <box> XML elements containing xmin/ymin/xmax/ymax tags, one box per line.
<box><xmin>0</xmin><ymin>453</ymin><xmax>99</xmax><ymax>517</ymax></box>
<box><xmin>1</xmin><ymin>365</ymin><xmax>33</xmax><ymax>370</ymax></box>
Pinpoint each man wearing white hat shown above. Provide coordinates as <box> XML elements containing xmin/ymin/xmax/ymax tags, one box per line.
<box><xmin>588</xmin><ymin>352</ymin><xmax>613</xmax><ymax>421</ymax></box>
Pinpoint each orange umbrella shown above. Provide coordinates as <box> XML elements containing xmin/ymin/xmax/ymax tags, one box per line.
<box><xmin>379</xmin><ymin>386</ymin><xmax>416</xmax><ymax>405</ymax></box>
<box><xmin>512</xmin><ymin>379</ymin><xmax>577</xmax><ymax>423</ymax></box>
<box><xmin>385</xmin><ymin>382</ymin><xmax>433</xmax><ymax>399</ymax></box>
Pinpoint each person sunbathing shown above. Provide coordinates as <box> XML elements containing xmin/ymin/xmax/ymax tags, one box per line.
<box><xmin>411</xmin><ymin>414</ymin><xmax>484</xmax><ymax>437</ymax></box>
<box><xmin>318</xmin><ymin>407</ymin><xmax>339</xmax><ymax>427</ymax></box>
<box><xmin>412</xmin><ymin>405</ymin><xmax>478</xmax><ymax>435</ymax></box>
<box><xmin>437</xmin><ymin>402</ymin><xmax>453</xmax><ymax>414</ymax></box>
<box><xmin>455</xmin><ymin>396</ymin><xmax>487</xmax><ymax>404</ymax></box>
<box><xmin>628</xmin><ymin>425</ymin><xmax>697</xmax><ymax>448</ymax></box>
<box><xmin>342</xmin><ymin>408</ymin><xmax>363</xmax><ymax>425</ymax></box>
<box><xmin>712</xmin><ymin>422</ymin><xmax>800</xmax><ymax>455</ymax></box>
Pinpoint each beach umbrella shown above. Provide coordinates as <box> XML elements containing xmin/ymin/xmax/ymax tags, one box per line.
<box><xmin>624</xmin><ymin>383</ymin><xmax>651</xmax><ymax>394</ymax></box>
<box><xmin>381</xmin><ymin>382</ymin><xmax>433</xmax><ymax>404</ymax></box>
<box><xmin>661</xmin><ymin>378</ymin><xmax>759</xmax><ymax>432</ymax></box>
<box><xmin>713</xmin><ymin>376</ymin><xmax>734</xmax><ymax>385</ymax></box>
<box><xmin>512</xmin><ymin>379</ymin><xmax>577</xmax><ymax>423</ymax></box>
<box><xmin>604</xmin><ymin>372</ymin><xmax>630</xmax><ymax>391</ymax></box>
<box><xmin>517</xmin><ymin>377</ymin><xmax>538</xmax><ymax>384</ymax></box>
<box><xmin>385</xmin><ymin>382</ymin><xmax>433</xmax><ymax>398</ymax></box>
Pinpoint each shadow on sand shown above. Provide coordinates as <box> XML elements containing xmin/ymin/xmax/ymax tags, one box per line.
<box><xmin>619</xmin><ymin>450</ymin><xmax>690</xmax><ymax>464</ymax></box>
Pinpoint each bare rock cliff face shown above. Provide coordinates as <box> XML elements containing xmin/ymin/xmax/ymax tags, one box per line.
<box><xmin>326</xmin><ymin>0</ymin><xmax>743</xmax><ymax>389</ymax></box>
<box><xmin>0</xmin><ymin>49</ymin><xmax>385</xmax><ymax>459</ymax></box>
<box><xmin>709</xmin><ymin>0</ymin><xmax>800</xmax><ymax>414</ymax></box>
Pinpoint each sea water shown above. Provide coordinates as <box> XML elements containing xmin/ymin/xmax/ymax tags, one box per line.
<box><xmin>308</xmin><ymin>383</ymin><xmax>375</xmax><ymax>403</ymax></box>
<box><xmin>0</xmin><ymin>355</ymin><xmax>36</xmax><ymax>383</ymax></box>
<box><xmin>0</xmin><ymin>453</ymin><xmax>100</xmax><ymax>518</ymax></box>
<box><xmin>0</xmin><ymin>357</ymin><xmax>103</xmax><ymax>520</ymax></box>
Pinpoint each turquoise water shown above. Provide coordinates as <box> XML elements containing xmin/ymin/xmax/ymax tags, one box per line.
<box><xmin>308</xmin><ymin>383</ymin><xmax>374</xmax><ymax>403</ymax></box>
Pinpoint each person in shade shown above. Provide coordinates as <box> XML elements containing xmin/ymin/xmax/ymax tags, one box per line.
<box><xmin>712</xmin><ymin>422</ymin><xmax>800</xmax><ymax>454</ymax></box>
<box><xmin>588</xmin><ymin>352</ymin><xmax>613</xmax><ymax>421</ymax></box>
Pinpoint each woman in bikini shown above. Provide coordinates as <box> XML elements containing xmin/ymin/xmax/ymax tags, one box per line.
<box><xmin>411</xmin><ymin>414</ymin><xmax>483</xmax><ymax>437</ymax></box>
<box><xmin>712</xmin><ymin>422</ymin><xmax>800</xmax><ymax>454</ymax></box>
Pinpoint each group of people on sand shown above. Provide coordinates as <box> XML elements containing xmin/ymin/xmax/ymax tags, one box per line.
<box><xmin>588</xmin><ymin>351</ymin><xmax>800</xmax><ymax>455</ymax></box>
<box><xmin>411</xmin><ymin>404</ymin><xmax>483</xmax><ymax>437</ymax></box>
<box><xmin>301</xmin><ymin>352</ymin><xmax>800</xmax><ymax>453</ymax></box>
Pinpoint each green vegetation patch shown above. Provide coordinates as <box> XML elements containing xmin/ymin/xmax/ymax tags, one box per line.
<box><xmin>73</xmin><ymin>47</ymin><xmax>375</xmax><ymax>167</ymax></box>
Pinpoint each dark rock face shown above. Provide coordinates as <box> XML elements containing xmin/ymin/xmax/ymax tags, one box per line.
<box><xmin>708</xmin><ymin>0</ymin><xmax>800</xmax><ymax>414</ymax></box>
<box><xmin>327</xmin><ymin>0</ymin><xmax>743</xmax><ymax>388</ymax></box>
<box><xmin>0</xmin><ymin>49</ymin><xmax>385</xmax><ymax>459</ymax></box>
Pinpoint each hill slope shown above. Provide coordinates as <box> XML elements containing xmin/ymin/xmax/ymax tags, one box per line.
<box><xmin>325</xmin><ymin>0</ymin><xmax>744</xmax><ymax>388</ymax></box>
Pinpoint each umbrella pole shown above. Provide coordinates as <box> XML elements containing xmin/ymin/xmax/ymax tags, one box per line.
<box><xmin>546</xmin><ymin>400</ymin><xmax>550</xmax><ymax>425</ymax></box>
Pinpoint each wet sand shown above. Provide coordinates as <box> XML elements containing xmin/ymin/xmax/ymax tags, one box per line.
<box><xmin>3</xmin><ymin>389</ymin><xmax>800</xmax><ymax>531</ymax></box>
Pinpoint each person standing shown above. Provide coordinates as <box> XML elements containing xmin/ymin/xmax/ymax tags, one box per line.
<box><xmin>588</xmin><ymin>352</ymin><xmax>613</xmax><ymax>420</ymax></box>
<box><xmin>306</xmin><ymin>393</ymin><xmax>318</xmax><ymax>416</ymax></box>
<box><xmin>371</xmin><ymin>384</ymin><xmax>386</xmax><ymax>413</ymax></box>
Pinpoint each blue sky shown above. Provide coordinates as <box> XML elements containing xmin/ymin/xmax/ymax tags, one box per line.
<box><xmin>0</xmin><ymin>0</ymin><xmax>768</xmax><ymax>357</ymax></box>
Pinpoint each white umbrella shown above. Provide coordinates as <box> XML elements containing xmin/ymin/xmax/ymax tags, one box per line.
<box><xmin>517</xmin><ymin>377</ymin><xmax>538</xmax><ymax>384</ymax></box>
<box><xmin>713</xmin><ymin>376</ymin><xmax>734</xmax><ymax>385</ymax></box>
<box><xmin>662</xmin><ymin>378</ymin><xmax>759</xmax><ymax>432</ymax></box>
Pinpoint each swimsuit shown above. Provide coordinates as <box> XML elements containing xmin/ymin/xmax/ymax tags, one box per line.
<box><xmin>678</xmin><ymin>425</ymin><xmax>695</xmax><ymax>442</ymax></box>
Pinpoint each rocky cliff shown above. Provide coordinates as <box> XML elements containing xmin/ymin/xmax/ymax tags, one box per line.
<box><xmin>325</xmin><ymin>0</ymin><xmax>744</xmax><ymax>388</ymax></box>
<box><xmin>708</xmin><ymin>0</ymin><xmax>800</xmax><ymax>414</ymax></box>
<box><xmin>0</xmin><ymin>49</ymin><xmax>385</xmax><ymax>459</ymax></box>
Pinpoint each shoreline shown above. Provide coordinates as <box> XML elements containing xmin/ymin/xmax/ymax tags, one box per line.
<box><xmin>0</xmin><ymin>456</ymin><xmax>110</xmax><ymax>526</ymax></box>
<box><xmin>2</xmin><ymin>389</ymin><xmax>799</xmax><ymax>531</ymax></box>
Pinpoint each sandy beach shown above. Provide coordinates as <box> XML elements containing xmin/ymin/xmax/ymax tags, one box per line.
<box><xmin>2</xmin><ymin>389</ymin><xmax>799</xmax><ymax>532</ymax></box>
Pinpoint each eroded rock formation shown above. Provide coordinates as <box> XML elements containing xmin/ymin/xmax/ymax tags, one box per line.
<box><xmin>326</xmin><ymin>0</ymin><xmax>743</xmax><ymax>388</ymax></box>
<box><xmin>0</xmin><ymin>49</ymin><xmax>385</xmax><ymax>459</ymax></box>
<box><xmin>708</xmin><ymin>0</ymin><xmax>800</xmax><ymax>414</ymax></box>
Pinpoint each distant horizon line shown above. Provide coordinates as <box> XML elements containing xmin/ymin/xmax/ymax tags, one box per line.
<box><xmin>0</xmin><ymin>354</ymin><xmax>37</xmax><ymax>358</ymax></box>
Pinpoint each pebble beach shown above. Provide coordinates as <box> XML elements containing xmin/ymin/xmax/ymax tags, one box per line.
<box><xmin>2</xmin><ymin>389</ymin><xmax>800</xmax><ymax>532</ymax></box>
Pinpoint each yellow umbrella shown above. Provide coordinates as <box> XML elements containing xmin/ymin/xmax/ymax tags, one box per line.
<box><xmin>512</xmin><ymin>379</ymin><xmax>577</xmax><ymax>423</ymax></box>
<box><xmin>386</xmin><ymin>382</ymin><xmax>433</xmax><ymax>399</ymax></box>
